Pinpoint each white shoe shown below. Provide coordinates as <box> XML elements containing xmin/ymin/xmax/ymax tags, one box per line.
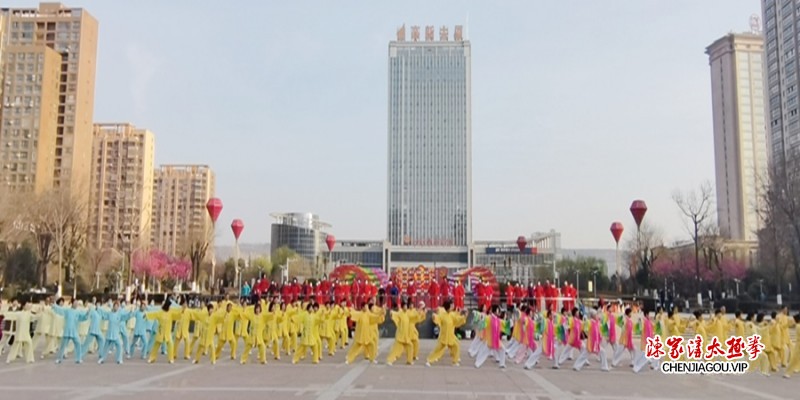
<box><xmin>98</xmin><ymin>359</ymin><xmax>104</xmax><ymax>364</ymax></box>
<box><xmin>425</xmin><ymin>362</ymin><xmax>431</xmax><ymax>367</ymax></box>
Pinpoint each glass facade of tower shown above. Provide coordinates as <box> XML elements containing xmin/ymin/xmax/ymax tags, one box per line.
<box><xmin>763</xmin><ymin>0</ymin><xmax>800</xmax><ymax>169</ymax></box>
<box><xmin>387</xmin><ymin>38</ymin><xmax>472</xmax><ymax>248</ymax></box>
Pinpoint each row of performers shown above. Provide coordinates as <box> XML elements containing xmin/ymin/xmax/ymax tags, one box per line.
<box><xmin>464</xmin><ymin>304</ymin><xmax>800</xmax><ymax>377</ymax></box>
<box><xmin>6</xmin><ymin>296</ymin><xmax>794</xmax><ymax>376</ymax></box>
<box><xmin>0</xmin><ymin>296</ymin><xmax>432</xmax><ymax>365</ymax></box>
<box><xmin>246</xmin><ymin>277</ymin><xmax>576</xmax><ymax>311</ymax></box>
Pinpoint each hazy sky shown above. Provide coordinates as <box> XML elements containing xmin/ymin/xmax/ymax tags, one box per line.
<box><xmin>8</xmin><ymin>1</ymin><xmax>761</xmax><ymax>248</ymax></box>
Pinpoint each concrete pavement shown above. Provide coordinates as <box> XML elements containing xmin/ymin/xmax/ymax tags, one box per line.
<box><xmin>0</xmin><ymin>339</ymin><xmax>795</xmax><ymax>400</ymax></box>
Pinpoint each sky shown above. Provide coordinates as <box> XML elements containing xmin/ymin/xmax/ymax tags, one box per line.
<box><xmin>7</xmin><ymin>0</ymin><xmax>762</xmax><ymax>248</ymax></box>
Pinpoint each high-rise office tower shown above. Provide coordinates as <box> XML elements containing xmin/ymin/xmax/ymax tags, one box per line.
<box><xmin>706</xmin><ymin>33</ymin><xmax>768</xmax><ymax>241</ymax></box>
<box><xmin>0</xmin><ymin>3</ymin><xmax>98</xmax><ymax>198</ymax></box>
<box><xmin>387</xmin><ymin>25</ymin><xmax>472</xmax><ymax>251</ymax></box>
<box><xmin>0</xmin><ymin>44</ymin><xmax>60</xmax><ymax>192</ymax></box>
<box><xmin>151</xmin><ymin>165</ymin><xmax>216</xmax><ymax>256</ymax></box>
<box><xmin>88</xmin><ymin>123</ymin><xmax>155</xmax><ymax>253</ymax></box>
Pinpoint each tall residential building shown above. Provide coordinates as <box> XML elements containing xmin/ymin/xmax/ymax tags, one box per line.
<box><xmin>387</xmin><ymin>25</ymin><xmax>472</xmax><ymax>260</ymax></box>
<box><xmin>0</xmin><ymin>3</ymin><xmax>98</xmax><ymax>198</ymax></box>
<box><xmin>88</xmin><ymin>123</ymin><xmax>155</xmax><ymax>253</ymax></box>
<box><xmin>0</xmin><ymin>45</ymin><xmax>61</xmax><ymax>192</ymax></box>
<box><xmin>151</xmin><ymin>165</ymin><xmax>216</xmax><ymax>256</ymax></box>
<box><xmin>706</xmin><ymin>33</ymin><xmax>767</xmax><ymax>241</ymax></box>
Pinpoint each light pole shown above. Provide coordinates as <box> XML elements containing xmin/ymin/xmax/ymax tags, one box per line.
<box><xmin>593</xmin><ymin>271</ymin><xmax>598</xmax><ymax>298</ymax></box>
<box><xmin>733</xmin><ymin>279</ymin><xmax>740</xmax><ymax>296</ymax></box>
<box><xmin>231</xmin><ymin>219</ymin><xmax>244</xmax><ymax>298</ymax></box>
<box><xmin>206</xmin><ymin>198</ymin><xmax>223</xmax><ymax>292</ymax></box>
<box><xmin>610</xmin><ymin>222</ymin><xmax>624</xmax><ymax>293</ymax></box>
<box><xmin>630</xmin><ymin>200</ymin><xmax>648</xmax><ymax>292</ymax></box>
<box><xmin>326</xmin><ymin>235</ymin><xmax>336</xmax><ymax>277</ymax></box>
<box><xmin>575</xmin><ymin>270</ymin><xmax>580</xmax><ymax>301</ymax></box>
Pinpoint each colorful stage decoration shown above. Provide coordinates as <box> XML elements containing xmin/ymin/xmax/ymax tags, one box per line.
<box><xmin>455</xmin><ymin>266</ymin><xmax>499</xmax><ymax>294</ymax></box>
<box><xmin>329</xmin><ymin>264</ymin><xmax>389</xmax><ymax>286</ymax></box>
<box><xmin>391</xmin><ymin>265</ymin><xmax>449</xmax><ymax>291</ymax></box>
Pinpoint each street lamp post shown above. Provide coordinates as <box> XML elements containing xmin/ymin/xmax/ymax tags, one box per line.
<box><xmin>206</xmin><ymin>198</ymin><xmax>223</xmax><ymax>292</ymax></box>
<box><xmin>593</xmin><ymin>271</ymin><xmax>598</xmax><ymax>298</ymax></box>
<box><xmin>610</xmin><ymin>222</ymin><xmax>624</xmax><ymax>293</ymax></box>
<box><xmin>630</xmin><ymin>200</ymin><xmax>648</xmax><ymax>293</ymax></box>
<box><xmin>734</xmin><ymin>279</ymin><xmax>740</xmax><ymax>296</ymax></box>
<box><xmin>231</xmin><ymin>219</ymin><xmax>244</xmax><ymax>298</ymax></box>
<box><xmin>326</xmin><ymin>235</ymin><xmax>336</xmax><ymax>277</ymax></box>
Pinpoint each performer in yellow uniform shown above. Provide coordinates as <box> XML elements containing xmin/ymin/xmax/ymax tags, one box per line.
<box><xmin>334</xmin><ymin>300</ymin><xmax>350</xmax><ymax>350</ymax></box>
<box><xmin>320</xmin><ymin>302</ymin><xmax>337</xmax><ymax>356</ymax></box>
<box><xmin>173</xmin><ymin>300</ymin><xmax>194</xmax><ymax>360</ymax></box>
<box><xmin>768</xmin><ymin>311</ymin><xmax>782</xmax><ymax>372</ymax></box>
<box><xmin>366</xmin><ymin>302</ymin><xmax>385</xmax><ymax>362</ymax></box>
<box><xmin>426</xmin><ymin>300</ymin><xmax>467</xmax><ymax>367</ymax></box>
<box><xmin>215</xmin><ymin>302</ymin><xmax>241</xmax><ymax>361</ymax></box>
<box><xmin>410</xmin><ymin>302</ymin><xmax>426</xmax><ymax>361</ymax></box>
<box><xmin>782</xmin><ymin>314</ymin><xmax>800</xmax><ymax>378</ymax></box>
<box><xmin>191</xmin><ymin>304</ymin><xmax>222</xmax><ymax>364</ymax></box>
<box><xmin>756</xmin><ymin>313</ymin><xmax>773</xmax><ymax>376</ymax></box>
<box><xmin>293</xmin><ymin>303</ymin><xmax>323</xmax><ymax>364</ymax></box>
<box><xmin>345</xmin><ymin>303</ymin><xmax>384</xmax><ymax>364</ymax></box>
<box><xmin>265</xmin><ymin>302</ymin><xmax>283</xmax><ymax>360</ymax></box>
<box><xmin>241</xmin><ymin>302</ymin><xmax>271</xmax><ymax>364</ymax></box>
<box><xmin>777</xmin><ymin>307</ymin><xmax>791</xmax><ymax>367</ymax></box>
<box><xmin>145</xmin><ymin>300</ymin><xmax>180</xmax><ymax>364</ymax></box>
<box><xmin>386</xmin><ymin>300</ymin><xmax>414</xmax><ymax>365</ymax></box>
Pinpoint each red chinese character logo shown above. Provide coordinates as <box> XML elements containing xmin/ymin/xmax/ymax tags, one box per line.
<box><xmin>704</xmin><ymin>336</ymin><xmax>726</xmax><ymax>360</ymax></box>
<box><xmin>686</xmin><ymin>334</ymin><xmax>703</xmax><ymax>360</ymax></box>
<box><xmin>645</xmin><ymin>335</ymin><xmax>666</xmax><ymax>359</ymax></box>
<box><xmin>725</xmin><ymin>336</ymin><xmax>745</xmax><ymax>360</ymax></box>
<box><xmin>745</xmin><ymin>334</ymin><xmax>765</xmax><ymax>361</ymax></box>
<box><xmin>665</xmin><ymin>336</ymin><xmax>685</xmax><ymax>360</ymax></box>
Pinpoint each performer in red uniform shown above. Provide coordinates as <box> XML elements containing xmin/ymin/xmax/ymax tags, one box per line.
<box><xmin>407</xmin><ymin>281</ymin><xmax>417</xmax><ymax>305</ymax></box>
<box><xmin>485</xmin><ymin>281</ymin><xmax>494</xmax><ymax>308</ymax></box>
<box><xmin>505</xmin><ymin>282</ymin><xmax>515</xmax><ymax>307</ymax></box>
<box><xmin>545</xmin><ymin>281</ymin><xmax>557</xmax><ymax>312</ymax></box>
<box><xmin>475</xmin><ymin>281</ymin><xmax>486</xmax><ymax>310</ymax></box>
<box><xmin>440</xmin><ymin>278</ymin><xmax>450</xmax><ymax>303</ymax></box>
<box><xmin>429</xmin><ymin>279</ymin><xmax>440</xmax><ymax>309</ymax></box>
<box><xmin>515</xmin><ymin>283</ymin><xmax>525</xmax><ymax>306</ymax></box>
<box><xmin>534</xmin><ymin>282</ymin><xmax>544</xmax><ymax>311</ymax></box>
<box><xmin>454</xmin><ymin>281</ymin><xmax>465</xmax><ymax>310</ymax></box>
<box><xmin>562</xmin><ymin>282</ymin><xmax>571</xmax><ymax>310</ymax></box>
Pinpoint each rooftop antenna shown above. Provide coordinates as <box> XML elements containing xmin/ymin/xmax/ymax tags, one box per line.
<box><xmin>465</xmin><ymin>11</ymin><xmax>470</xmax><ymax>40</ymax></box>
<box><xmin>749</xmin><ymin>14</ymin><xmax>761</xmax><ymax>34</ymax></box>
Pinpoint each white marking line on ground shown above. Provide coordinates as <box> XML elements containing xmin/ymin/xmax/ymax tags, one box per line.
<box><xmin>523</xmin><ymin>369</ymin><xmax>575</xmax><ymax>400</ymax></box>
<box><xmin>68</xmin><ymin>365</ymin><xmax>200</xmax><ymax>400</ymax></box>
<box><xmin>707</xmin><ymin>378</ymin><xmax>789</xmax><ymax>400</ymax></box>
<box><xmin>347</xmin><ymin>388</ymin><xmax>539</xmax><ymax>397</ymax></box>
<box><xmin>0</xmin><ymin>363</ymin><xmax>45</xmax><ymax>374</ymax></box>
<box><xmin>0</xmin><ymin>386</ymin><xmax>312</xmax><ymax>392</ymax></box>
<box><xmin>316</xmin><ymin>340</ymin><xmax>392</xmax><ymax>400</ymax></box>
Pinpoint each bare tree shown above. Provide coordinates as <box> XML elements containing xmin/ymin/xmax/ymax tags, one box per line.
<box><xmin>623</xmin><ymin>220</ymin><xmax>664</xmax><ymax>290</ymax></box>
<box><xmin>85</xmin><ymin>244</ymin><xmax>118</xmax><ymax>290</ymax></box>
<box><xmin>179</xmin><ymin>226</ymin><xmax>211</xmax><ymax>287</ymax></box>
<box><xmin>760</xmin><ymin>163</ymin><xmax>800</xmax><ymax>293</ymax></box>
<box><xmin>672</xmin><ymin>181</ymin><xmax>715</xmax><ymax>293</ymax></box>
<box><xmin>33</xmin><ymin>189</ymin><xmax>87</xmax><ymax>294</ymax></box>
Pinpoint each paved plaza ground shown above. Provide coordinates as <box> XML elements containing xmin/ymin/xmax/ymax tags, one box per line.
<box><xmin>0</xmin><ymin>339</ymin><xmax>796</xmax><ymax>400</ymax></box>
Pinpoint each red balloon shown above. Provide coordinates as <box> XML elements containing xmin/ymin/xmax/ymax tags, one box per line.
<box><xmin>231</xmin><ymin>219</ymin><xmax>244</xmax><ymax>240</ymax></box>
<box><xmin>516</xmin><ymin>235</ymin><xmax>527</xmax><ymax>253</ymax></box>
<box><xmin>630</xmin><ymin>200</ymin><xmax>647</xmax><ymax>228</ymax></box>
<box><xmin>326</xmin><ymin>235</ymin><xmax>336</xmax><ymax>252</ymax></box>
<box><xmin>610</xmin><ymin>222</ymin><xmax>624</xmax><ymax>244</ymax></box>
<box><xmin>206</xmin><ymin>198</ymin><xmax>223</xmax><ymax>223</ymax></box>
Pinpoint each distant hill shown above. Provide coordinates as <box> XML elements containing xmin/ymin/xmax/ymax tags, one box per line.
<box><xmin>562</xmin><ymin>248</ymin><xmax>620</xmax><ymax>278</ymax></box>
<box><xmin>214</xmin><ymin>243</ymin><xmax>270</xmax><ymax>262</ymax></box>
